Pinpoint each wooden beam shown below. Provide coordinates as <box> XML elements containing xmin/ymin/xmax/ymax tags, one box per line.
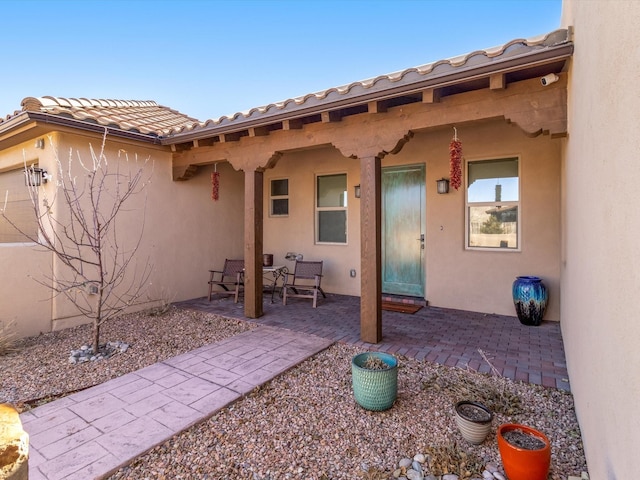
<box><xmin>490</xmin><ymin>73</ymin><xmax>506</xmax><ymax>90</ymax></box>
<box><xmin>172</xmin><ymin>164</ymin><xmax>198</xmax><ymax>181</ymax></box>
<box><xmin>172</xmin><ymin>77</ymin><xmax>567</xmax><ymax>171</ymax></box>
<box><xmin>360</xmin><ymin>155</ymin><xmax>382</xmax><ymax>343</ymax></box>
<box><xmin>283</xmin><ymin>119</ymin><xmax>303</xmax><ymax>130</ymax></box>
<box><xmin>248</xmin><ymin>126</ymin><xmax>270</xmax><ymax>137</ymax></box>
<box><xmin>368</xmin><ymin>101</ymin><xmax>387</xmax><ymax>114</ymax></box>
<box><xmin>422</xmin><ymin>88</ymin><xmax>441</xmax><ymax>104</ymax></box>
<box><xmin>321</xmin><ymin>111</ymin><xmax>342</xmax><ymax>123</ymax></box>
<box><xmin>244</xmin><ymin>169</ymin><xmax>264</xmax><ymax>318</ymax></box>
<box><xmin>192</xmin><ymin>139</ymin><xmax>199</xmax><ymax>148</ymax></box>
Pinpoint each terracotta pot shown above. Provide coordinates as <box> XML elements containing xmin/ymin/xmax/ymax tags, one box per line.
<box><xmin>497</xmin><ymin>423</ymin><xmax>551</xmax><ymax>480</ymax></box>
<box><xmin>454</xmin><ymin>400</ymin><xmax>493</xmax><ymax>444</ymax></box>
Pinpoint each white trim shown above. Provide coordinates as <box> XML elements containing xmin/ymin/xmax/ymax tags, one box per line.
<box><xmin>268</xmin><ymin>177</ymin><xmax>289</xmax><ymax>217</ymax></box>
<box><xmin>464</xmin><ymin>155</ymin><xmax>521</xmax><ymax>252</ymax></box>
<box><xmin>314</xmin><ymin>172</ymin><xmax>348</xmax><ymax>245</ymax></box>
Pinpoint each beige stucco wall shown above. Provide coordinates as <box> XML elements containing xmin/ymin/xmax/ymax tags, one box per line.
<box><xmin>264</xmin><ymin>148</ymin><xmax>361</xmax><ymax>295</ymax></box>
<box><xmin>264</xmin><ymin>119</ymin><xmax>562</xmax><ymax>319</ymax></box>
<box><xmin>1</xmin><ymin>131</ymin><xmax>244</xmax><ymax>338</ymax></box>
<box><xmin>561</xmin><ymin>1</ymin><xmax>640</xmax><ymax>478</ymax></box>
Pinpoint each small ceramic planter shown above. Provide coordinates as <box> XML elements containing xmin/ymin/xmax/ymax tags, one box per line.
<box><xmin>351</xmin><ymin>352</ymin><xmax>398</xmax><ymax>411</ymax></box>
<box><xmin>454</xmin><ymin>400</ymin><xmax>493</xmax><ymax>444</ymax></box>
<box><xmin>497</xmin><ymin>423</ymin><xmax>551</xmax><ymax>480</ymax></box>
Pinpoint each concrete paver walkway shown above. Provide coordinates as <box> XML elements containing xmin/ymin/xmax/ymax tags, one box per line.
<box><xmin>20</xmin><ymin>326</ymin><xmax>333</xmax><ymax>480</ymax></box>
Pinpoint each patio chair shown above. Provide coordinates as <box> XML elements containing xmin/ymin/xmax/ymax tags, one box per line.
<box><xmin>282</xmin><ymin>260</ymin><xmax>326</xmax><ymax>308</ymax></box>
<box><xmin>208</xmin><ymin>259</ymin><xmax>244</xmax><ymax>303</ymax></box>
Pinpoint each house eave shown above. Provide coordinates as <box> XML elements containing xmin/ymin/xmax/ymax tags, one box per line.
<box><xmin>0</xmin><ymin>111</ymin><xmax>162</xmax><ymax>149</ymax></box>
<box><xmin>162</xmin><ymin>41</ymin><xmax>573</xmax><ymax>146</ymax></box>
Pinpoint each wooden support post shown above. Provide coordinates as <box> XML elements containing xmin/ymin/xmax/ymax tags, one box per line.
<box><xmin>244</xmin><ymin>169</ymin><xmax>264</xmax><ymax>318</ymax></box>
<box><xmin>359</xmin><ymin>155</ymin><xmax>382</xmax><ymax>343</ymax></box>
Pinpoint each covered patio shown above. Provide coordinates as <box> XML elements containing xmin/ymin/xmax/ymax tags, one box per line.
<box><xmin>176</xmin><ymin>294</ymin><xmax>569</xmax><ymax>391</ymax></box>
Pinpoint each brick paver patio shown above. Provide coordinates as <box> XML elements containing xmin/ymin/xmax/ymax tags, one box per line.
<box><xmin>178</xmin><ymin>293</ymin><xmax>569</xmax><ymax>391</ymax></box>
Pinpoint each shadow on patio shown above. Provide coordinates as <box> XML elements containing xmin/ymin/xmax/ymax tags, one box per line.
<box><xmin>175</xmin><ymin>293</ymin><xmax>569</xmax><ymax>391</ymax></box>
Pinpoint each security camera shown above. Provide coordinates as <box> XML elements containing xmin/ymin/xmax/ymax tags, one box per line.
<box><xmin>540</xmin><ymin>73</ymin><xmax>559</xmax><ymax>86</ymax></box>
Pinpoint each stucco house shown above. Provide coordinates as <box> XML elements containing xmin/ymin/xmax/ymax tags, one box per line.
<box><xmin>0</xmin><ymin>0</ymin><xmax>638</xmax><ymax>477</ymax></box>
<box><xmin>1</xmin><ymin>30</ymin><xmax>571</xmax><ymax>338</ymax></box>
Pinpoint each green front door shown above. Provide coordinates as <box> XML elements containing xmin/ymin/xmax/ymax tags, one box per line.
<box><xmin>381</xmin><ymin>164</ymin><xmax>425</xmax><ymax>297</ymax></box>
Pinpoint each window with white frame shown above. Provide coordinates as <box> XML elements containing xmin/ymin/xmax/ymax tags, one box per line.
<box><xmin>270</xmin><ymin>178</ymin><xmax>289</xmax><ymax>216</ymax></box>
<box><xmin>466</xmin><ymin>157</ymin><xmax>519</xmax><ymax>250</ymax></box>
<box><xmin>0</xmin><ymin>167</ymin><xmax>38</xmax><ymax>243</ymax></box>
<box><xmin>316</xmin><ymin>173</ymin><xmax>347</xmax><ymax>244</ymax></box>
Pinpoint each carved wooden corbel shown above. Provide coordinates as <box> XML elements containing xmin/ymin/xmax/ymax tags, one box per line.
<box><xmin>172</xmin><ymin>164</ymin><xmax>199</xmax><ymax>181</ymax></box>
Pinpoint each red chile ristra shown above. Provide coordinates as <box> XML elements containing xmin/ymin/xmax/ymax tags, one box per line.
<box><xmin>449</xmin><ymin>136</ymin><xmax>463</xmax><ymax>190</ymax></box>
<box><xmin>211</xmin><ymin>171</ymin><xmax>220</xmax><ymax>201</ymax></box>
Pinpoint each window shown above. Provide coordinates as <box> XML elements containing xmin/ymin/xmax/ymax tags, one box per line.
<box><xmin>0</xmin><ymin>167</ymin><xmax>38</xmax><ymax>243</ymax></box>
<box><xmin>316</xmin><ymin>173</ymin><xmax>347</xmax><ymax>244</ymax></box>
<box><xmin>270</xmin><ymin>178</ymin><xmax>288</xmax><ymax>216</ymax></box>
<box><xmin>466</xmin><ymin>157</ymin><xmax>519</xmax><ymax>250</ymax></box>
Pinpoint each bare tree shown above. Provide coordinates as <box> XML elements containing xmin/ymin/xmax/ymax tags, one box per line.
<box><xmin>1</xmin><ymin>133</ymin><xmax>153</xmax><ymax>353</ymax></box>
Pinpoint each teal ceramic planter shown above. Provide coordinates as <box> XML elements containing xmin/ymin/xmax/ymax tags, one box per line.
<box><xmin>351</xmin><ymin>352</ymin><xmax>398</xmax><ymax>411</ymax></box>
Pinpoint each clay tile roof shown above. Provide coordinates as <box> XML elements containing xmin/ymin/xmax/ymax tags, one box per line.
<box><xmin>1</xmin><ymin>29</ymin><xmax>572</xmax><ymax>143</ymax></box>
<box><xmin>18</xmin><ymin>96</ymin><xmax>201</xmax><ymax>136</ymax></box>
<box><xmin>170</xmin><ymin>28</ymin><xmax>572</xmax><ymax>139</ymax></box>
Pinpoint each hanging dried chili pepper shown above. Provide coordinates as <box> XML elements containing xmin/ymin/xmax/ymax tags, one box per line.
<box><xmin>449</xmin><ymin>128</ymin><xmax>463</xmax><ymax>190</ymax></box>
<box><xmin>211</xmin><ymin>171</ymin><xmax>220</xmax><ymax>201</ymax></box>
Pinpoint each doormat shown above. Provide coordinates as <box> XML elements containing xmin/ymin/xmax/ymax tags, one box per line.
<box><xmin>381</xmin><ymin>301</ymin><xmax>423</xmax><ymax>314</ymax></box>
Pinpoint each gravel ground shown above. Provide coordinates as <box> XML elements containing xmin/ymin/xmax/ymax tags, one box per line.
<box><xmin>0</xmin><ymin>307</ymin><xmax>255</xmax><ymax>409</ymax></box>
<box><xmin>0</xmin><ymin>307</ymin><xmax>587</xmax><ymax>480</ymax></box>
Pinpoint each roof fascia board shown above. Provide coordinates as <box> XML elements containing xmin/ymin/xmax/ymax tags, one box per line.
<box><xmin>163</xmin><ymin>43</ymin><xmax>573</xmax><ymax>145</ymax></box>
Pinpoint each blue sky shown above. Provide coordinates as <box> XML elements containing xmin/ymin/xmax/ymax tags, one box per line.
<box><xmin>0</xmin><ymin>0</ymin><xmax>562</xmax><ymax>122</ymax></box>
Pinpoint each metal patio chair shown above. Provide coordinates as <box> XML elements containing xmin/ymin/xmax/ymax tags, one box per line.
<box><xmin>282</xmin><ymin>260</ymin><xmax>326</xmax><ymax>308</ymax></box>
<box><xmin>208</xmin><ymin>259</ymin><xmax>244</xmax><ymax>303</ymax></box>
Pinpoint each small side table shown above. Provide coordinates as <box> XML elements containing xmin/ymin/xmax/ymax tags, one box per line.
<box><xmin>262</xmin><ymin>265</ymin><xmax>288</xmax><ymax>303</ymax></box>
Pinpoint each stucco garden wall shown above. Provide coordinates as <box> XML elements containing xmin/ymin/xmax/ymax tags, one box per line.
<box><xmin>263</xmin><ymin>119</ymin><xmax>562</xmax><ymax>319</ymax></box>
<box><xmin>0</xmin><ymin>245</ymin><xmax>52</xmax><ymax>338</ymax></box>
<box><xmin>0</xmin><ymin>135</ymin><xmax>57</xmax><ymax>337</ymax></box>
<box><xmin>561</xmin><ymin>1</ymin><xmax>640</xmax><ymax>478</ymax></box>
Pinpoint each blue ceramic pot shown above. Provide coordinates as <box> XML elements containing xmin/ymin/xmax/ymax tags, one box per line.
<box><xmin>512</xmin><ymin>276</ymin><xmax>548</xmax><ymax>326</ymax></box>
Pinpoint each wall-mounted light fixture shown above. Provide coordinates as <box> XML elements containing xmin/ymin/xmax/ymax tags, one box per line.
<box><xmin>24</xmin><ymin>166</ymin><xmax>50</xmax><ymax>186</ymax></box>
<box><xmin>354</xmin><ymin>184</ymin><xmax>361</xmax><ymax>198</ymax></box>
<box><xmin>436</xmin><ymin>178</ymin><xmax>450</xmax><ymax>194</ymax></box>
<box><xmin>34</xmin><ymin>138</ymin><xmax>45</xmax><ymax>149</ymax></box>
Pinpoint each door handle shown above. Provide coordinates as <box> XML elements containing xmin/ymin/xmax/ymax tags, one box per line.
<box><xmin>417</xmin><ymin>234</ymin><xmax>425</xmax><ymax>249</ymax></box>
